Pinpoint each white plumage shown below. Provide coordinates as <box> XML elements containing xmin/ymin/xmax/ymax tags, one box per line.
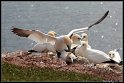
<box><xmin>11</xmin><ymin>10</ymin><xmax>109</xmax><ymax>56</ymax></box>
<box><xmin>60</xmin><ymin>51</ymin><xmax>77</xmax><ymax>63</ymax></box>
<box><xmin>81</xmin><ymin>33</ymin><xmax>91</xmax><ymax>48</ymax></box>
<box><xmin>32</xmin><ymin>43</ymin><xmax>56</xmax><ymax>53</ymax></box>
<box><xmin>75</xmin><ymin>41</ymin><xmax>111</xmax><ymax>64</ymax></box>
<box><xmin>11</xmin><ymin>28</ymin><xmax>71</xmax><ymax>53</ymax></box>
<box><xmin>108</xmin><ymin>49</ymin><xmax>122</xmax><ymax>63</ymax></box>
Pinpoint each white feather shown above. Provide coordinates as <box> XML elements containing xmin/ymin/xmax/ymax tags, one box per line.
<box><xmin>75</xmin><ymin>41</ymin><xmax>111</xmax><ymax>64</ymax></box>
<box><xmin>108</xmin><ymin>50</ymin><xmax>122</xmax><ymax>63</ymax></box>
<box><xmin>86</xmin><ymin>48</ymin><xmax>111</xmax><ymax>63</ymax></box>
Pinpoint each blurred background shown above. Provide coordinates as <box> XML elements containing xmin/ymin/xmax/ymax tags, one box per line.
<box><xmin>1</xmin><ymin>1</ymin><xmax>123</xmax><ymax>59</ymax></box>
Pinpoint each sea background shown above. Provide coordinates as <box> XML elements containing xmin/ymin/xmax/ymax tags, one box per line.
<box><xmin>1</xmin><ymin>1</ymin><xmax>123</xmax><ymax>59</ymax></box>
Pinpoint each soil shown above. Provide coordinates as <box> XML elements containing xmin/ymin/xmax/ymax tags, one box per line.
<box><xmin>1</xmin><ymin>50</ymin><xmax>123</xmax><ymax>82</ymax></box>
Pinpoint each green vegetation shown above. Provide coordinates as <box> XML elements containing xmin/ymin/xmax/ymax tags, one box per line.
<box><xmin>1</xmin><ymin>62</ymin><xmax>103</xmax><ymax>82</ymax></box>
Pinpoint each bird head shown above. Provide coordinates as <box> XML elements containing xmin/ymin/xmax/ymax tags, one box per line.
<box><xmin>108</xmin><ymin>50</ymin><xmax>122</xmax><ymax>63</ymax></box>
<box><xmin>47</xmin><ymin>31</ymin><xmax>57</xmax><ymax>37</ymax></box>
<box><xmin>66</xmin><ymin>52</ymin><xmax>77</xmax><ymax>63</ymax></box>
<box><xmin>81</xmin><ymin>33</ymin><xmax>88</xmax><ymax>42</ymax></box>
<box><xmin>70</xmin><ymin>33</ymin><xmax>81</xmax><ymax>44</ymax></box>
<box><xmin>63</xmin><ymin>36</ymin><xmax>72</xmax><ymax>52</ymax></box>
<box><xmin>81</xmin><ymin>41</ymin><xmax>87</xmax><ymax>49</ymax></box>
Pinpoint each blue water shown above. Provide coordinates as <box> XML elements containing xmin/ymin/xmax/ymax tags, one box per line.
<box><xmin>1</xmin><ymin>1</ymin><xmax>123</xmax><ymax>59</ymax></box>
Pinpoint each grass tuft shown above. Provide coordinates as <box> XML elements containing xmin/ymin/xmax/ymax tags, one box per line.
<box><xmin>1</xmin><ymin>62</ymin><xmax>103</xmax><ymax>82</ymax></box>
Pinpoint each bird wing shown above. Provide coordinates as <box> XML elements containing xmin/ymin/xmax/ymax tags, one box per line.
<box><xmin>67</xmin><ymin>10</ymin><xmax>109</xmax><ymax>38</ymax></box>
<box><xmin>32</xmin><ymin>44</ymin><xmax>46</xmax><ymax>52</ymax></box>
<box><xmin>88</xmin><ymin>10</ymin><xmax>109</xmax><ymax>29</ymax></box>
<box><xmin>11</xmin><ymin>27</ymin><xmax>56</xmax><ymax>44</ymax></box>
<box><xmin>87</xmin><ymin>48</ymin><xmax>111</xmax><ymax>63</ymax></box>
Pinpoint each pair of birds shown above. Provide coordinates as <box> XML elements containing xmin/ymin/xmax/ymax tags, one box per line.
<box><xmin>11</xmin><ymin>10</ymin><xmax>122</xmax><ymax>64</ymax></box>
<box><xmin>74</xmin><ymin>33</ymin><xmax>122</xmax><ymax>65</ymax></box>
<box><xmin>11</xmin><ymin>27</ymin><xmax>81</xmax><ymax>63</ymax></box>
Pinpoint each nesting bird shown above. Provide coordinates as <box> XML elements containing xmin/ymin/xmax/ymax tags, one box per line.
<box><xmin>60</xmin><ymin>51</ymin><xmax>77</xmax><ymax>63</ymax></box>
<box><xmin>75</xmin><ymin>41</ymin><xmax>117</xmax><ymax>64</ymax></box>
<box><xmin>70</xmin><ymin>33</ymin><xmax>81</xmax><ymax>50</ymax></box>
<box><xmin>108</xmin><ymin>49</ymin><xmax>123</xmax><ymax>65</ymax></box>
<box><xmin>28</xmin><ymin>30</ymin><xmax>57</xmax><ymax>54</ymax></box>
<box><xmin>81</xmin><ymin>33</ymin><xmax>91</xmax><ymax>48</ymax></box>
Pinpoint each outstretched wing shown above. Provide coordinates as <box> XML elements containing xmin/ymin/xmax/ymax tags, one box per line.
<box><xmin>88</xmin><ymin>10</ymin><xmax>109</xmax><ymax>29</ymax></box>
<box><xmin>67</xmin><ymin>10</ymin><xmax>109</xmax><ymax>38</ymax></box>
<box><xmin>11</xmin><ymin>26</ymin><xmax>56</xmax><ymax>44</ymax></box>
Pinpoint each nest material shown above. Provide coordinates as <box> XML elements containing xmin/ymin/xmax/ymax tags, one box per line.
<box><xmin>1</xmin><ymin>50</ymin><xmax>123</xmax><ymax>81</ymax></box>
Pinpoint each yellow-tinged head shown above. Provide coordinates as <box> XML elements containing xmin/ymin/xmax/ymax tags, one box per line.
<box><xmin>47</xmin><ymin>31</ymin><xmax>57</xmax><ymax>37</ymax></box>
<box><xmin>70</xmin><ymin>33</ymin><xmax>81</xmax><ymax>44</ymax></box>
<box><xmin>63</xmin><ymin>35</ymin><xmax>72</xmax><ymax>51</ymax></box>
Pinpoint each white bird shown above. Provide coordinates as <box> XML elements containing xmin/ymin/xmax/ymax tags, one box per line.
<box><xmin>70</xmin><ymin>33</ymin><xmax>81</xmax><ymax>49</ymax></box>
<box><xmin>60</xmin><ymin>51</ymin><xmax>77</xmax><ymax>63</ymax></box>
<box><xmin>81</xmin><ymin>33</ymin><xmax>91</xmax><ymax>48</ymax></box>
<box><xmin>11</xmin><ymin>27</ymin><xmax>71</xmax><ymax>58</ymax></box>
<box><xmin>29</xmin><ymin>32</ymin><xmax>83</xmax><ymax>58</ymax></box>
<box><xmin>108</xmin><ymin>49</ymin><xmax>122</xmax><ymax>65</ymax></box>
<box><xmin>28</xmin><ymin>30</ymin><xmax>57</xmax><ymax>54</ymax></box>
<box><xmin>11</xmin><ymin>10</ymin><xmax>109</xmax><ymax>57</ymax></box>
<box><xmin>75</xmin><ymin>41</ymin><xmax>116</xmax><ymax>64</ymax></box>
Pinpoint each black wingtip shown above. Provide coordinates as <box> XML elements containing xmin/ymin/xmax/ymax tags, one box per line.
<box><xmin>105</xmin><ymin>10</ymin><xmax>109</xmax><ymax>16</ymax></box>
<box><xmin>28</xmin><ymin>50</ymin><xmax>38</xmax><ymax>53</ymax></box>
<box><xmin>11</xmin><ymin>26</ymin><xmax>18</xmax><ymax>31</ymax></box>
<box><xmin>102</xmin><ymin>59</ymin><xmax>117</xmax><ymax>64</ymax></box>
<box><xmin>56</xmin><ymin>51</ymin><xmax>61</xmax><ymax>58</ymax></box>
<box><xmin>118</xmin><ymin>61</ymin><xmax>123</xmax><ymax>65</ymax></box>
<box><xmin>88</xmin><ymin>10</ymin><xmax>109</xmax><ymax>29</ymax></box>
<box><xmin>107</xmin><ymin>10</ymin><xmax>109</xmax><ymax>13</ymax></box>
<box><xmin>102</xmin><ymin>59</ymin><xmax>123</xmax><ymax>66</ymax></box>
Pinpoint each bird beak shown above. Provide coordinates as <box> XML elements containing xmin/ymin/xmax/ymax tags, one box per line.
<box><xmin>82</xmin><ymin>37</ymin><xmax>84</xmax><ymax>40</ymax></box>
<box><xmin>56</xmin><ymin>51</ymin><xmax>61</xmax><ymax>58</ymax></box>
<box><xmin>56</xmin><ymin>33</ymin><xmax>60</xmax><ymax>36</ymax></box>
<box><xmin>56</xmin><ymin>34</ymin><xmax>59</xmax><ymax>36</ymax></box>
<box><xmin>67</xmin><ymin>45</ymin><xmax>71</xmax><ymax>52</ymax></box>
<box><xmin>64</xmin><ymin>45</ymin><xmax>71</xmax><ymax>52</ymax></box>
<box><xmin>73</xmin><ymin>59</ymin><xmax>77</xmax><ymax>63</ymax></box>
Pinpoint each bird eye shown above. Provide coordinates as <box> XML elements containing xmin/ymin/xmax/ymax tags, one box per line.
<box><xmin>82</xmin><ymin>44</ymin><xmax>85</xmax><ymax>46</ymax></box>
<box><xmin>78</xmin><ymin>38</ymin><xmax>81</xmax><ymax>40</ymax></box>
<box><xmin>83</xmin><ymin>36</ymin><xmax>86</xmax><ymax>38</ymax></box>
<box><xmin>109</xmin><ymin>53</ymin><xmax>112</xmax><ymax>57</ymax></box>
<box><xmin>111</xmin><ymin>53</ymin><xmax>115</xmax><ymax>58</ymax></box>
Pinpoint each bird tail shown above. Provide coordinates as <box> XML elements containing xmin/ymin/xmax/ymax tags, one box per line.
<box><xmin>118</xmin><ymin>61</ymin><xmax>123</xmax><ymax>65</ymax></box>
<box><xmin>102</xmin><ymin>59</ymin><xmax>123</xmax><ymax>65</ymax></box>
<box><xmin>102</xmin><ymin>59</ymin><xmax>117</xmax><ymax>64</ymax></box>
<box><xmin>28</xmin><ymin>50</ymin><xmax>37</xmax><ymax>52</ymax></box>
